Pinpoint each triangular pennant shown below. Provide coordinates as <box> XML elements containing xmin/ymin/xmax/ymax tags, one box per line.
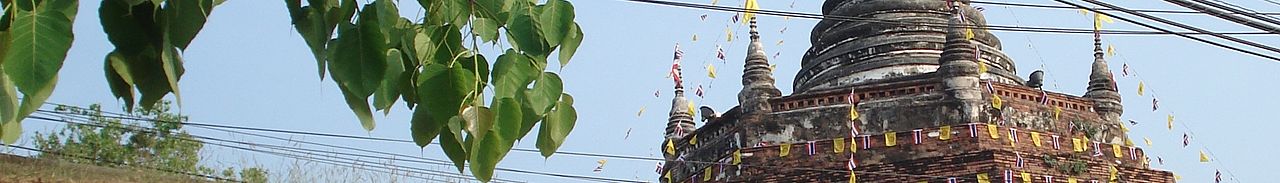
<box><xmin>732</xmin><ymin>149</ymin><xmax>742</xmax><ymax>165</ymax></box>
<box><xmin>707</xmin><ymin>64</ymin><xmax>717</xmax><ymax>79</ymax></box>
<box><xmin>666</xmin><ymin>139</ymin><xmax>676</xmax><ymax>154</ymax></box>
<box><xmin>849</xmin><ymin>106</ymin><xmax>860</xmax><ymax>120</ymax></box>
<box><xmin>690</xmin><ymin>135</ymin><xmax>698</xmax><ymax>145</ymax></box>
<box><xmin>1137</xmin><ymin>81</ymin><xmax>1145</xmax><ymax>96</ymax></box>
<box><xmin>1200</xmin><ymin>150</ymin><xmax>1211</xmax><ymax>162</ymax></box>
<box><xmin>742</xmin><ymin>0</ymin><xmax>759</xmax><ymax>25</ymax></box>
<box><xmin>1167</xmin><ymin>114</ymin><xmax>1175</xmax><ymax>130</ymax></box>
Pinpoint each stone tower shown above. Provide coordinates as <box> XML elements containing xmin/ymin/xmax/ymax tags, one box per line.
<box><xmin>657</xmin><ymin>0</ymin><xmax>1175</xmax><ymax>182</ymax></box>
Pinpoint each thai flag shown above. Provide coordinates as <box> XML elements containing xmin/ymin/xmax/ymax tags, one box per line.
<box><xmin>1129</xmin><ymin>147</ymin><xmax>1138</xmax><ymax>160</ymax></box>
<box><xmin>861</xmin><ymin>135</ymin><xmax>872</xmax><ymax>150</ymax></box>
<box><xmin>670</xmin><ymin>44</ymin><xmax>684</xmax><ymax>85</ymax></box>
<box><xmin>806</xmin><ymin>141</ymin><xmax>817</xmax><ymax>155</ymax></box>
<box><xmin>1153</xmin><ymin>98</ymin><xmax>1159</xmax><ymax>111</ymax></box>
<box><xmin>695</xmin><ymin>85</ymin><xmax>705</xmax><ymax>98</ymax></box>
<box><xmin>1044</xmin><ymin>175</ymin><xmax>1054</xmax><ymax>183</ymax></box>
<box><xmin>1039</xmin><ymin>90</ymin><xmax>1049</xmax><ymax>105</ymax></box>
<box><xmin>947</xmin><ymin>177</ymin><xmax>958</xmax><ymax>183</ymax></box>
<box><xmin>1122</xmin><ymin>63</ymin><xmax>1129</xmax><ymax>76</ymax></box>
<box><xmin>655</xmin><ymin>162</ymin><xmax>664</xmax><ymax>174</ymax></box>
<box><xmin>1009</xmin><ymin>128</ymin><xmax>1019</xmax><ymax>143</ymax></box>
<box><xmin>715</xmin><ymin>45</ymin><xmax>726</xmax><ymax>61</ymax></box>
<box><xmin>986</xmin><ymin>81</ymin><xmax>996</xmax><ymax>93</ymax></box>
<box><xmin>1215</xmin><ymin>170</ymin><xmax>1222</xmax><ymax>183</ymax></box>
<box><xmin>1051</xmin><ymin>135</ymin><xmax>1061</xmax><ymax>150</ymax></box>
<box><xmin>755</xmin><ymin>141</ymin><xmax>769</xmax><ymax>147</ymax></box>
<box><xmin>1092</xmin><ymin>142</ymin><xmax>1103</xmax><ymax>157</ymax></box>
<box><xmin>1090</xmin><ymin>180</ymin><xmax>1099</xmax><ymax>183</ymax></box>
<box><xmin>846</xmin><ymin>154</ymin><xmax>858</xmax><ymax>170</ymax></box>
<box><xmin>912</xmin><ymin>129</ymin><xmax>924</xmax><ymax>144</ymax></box>
<box><xmin>1183</xmin><ymin>133</ymin><xmax>1190</xmax><ymax>147</ymax></box>
<box><xmin>1158</xmin><ymin>156</ymin><xmax>1164</xmax><ymax>165</ymax></box>
<box><xmin>969</xmin><ymin>123</ymin><xmax>979</xmax><ymax>137</ymax></box>
<box><xmin>1015</xmin><ymin>153</ymin><xmax>1025</xmax><ymax>168</ymax></box>
<box><xmin>1003</xmin><ymin>170</ymin><xmax>1014</xmax><ymax>183</ymax></box>
<box><xmin>848</xmin><ymin>89</ymin><xmax>862</xmax><ymax>137</ymax></box>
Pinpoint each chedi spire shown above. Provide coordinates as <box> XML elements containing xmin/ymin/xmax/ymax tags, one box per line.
<box><xmin>737</xmin><ymin>17</ymin><xmax>782</xmax><ymax>113</ymax></box>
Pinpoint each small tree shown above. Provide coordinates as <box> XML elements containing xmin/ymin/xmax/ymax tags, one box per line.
<box><xmin>33</xmin><ymin>101</ymin><xmax>266</xmax><ymax>183</ymax></box>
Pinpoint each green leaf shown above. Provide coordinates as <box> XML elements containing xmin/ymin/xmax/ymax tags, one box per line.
<box><xmin>4</xmin><ymin>1</ymin><xmax>75</xmax><ymax>98</ymax></box>
<box><xmin>558</xmin><ymin>23</ymin><xmax>582</xmax><ymax>68</ymax></box>
<box><xmin>339</xmin><ymin>83</ymin><xmax>376</xmax><ymax>131</ymax></box>
<box><xmin>536</xmin><ymin>93</ymin><xmax>576</xmax><ymax>157</ymax></box>
<box><xmin>0</xmin><ymin>70</ymin><xmax>20</xmax><ymax>127</ymax></box>
<box><xmin>159</xmin><ymin>46</ymin><xmax>185</xmax><ymax>106</ymax></box>
<box><xmin>439</xmin><ymin>127</ymin><xmax>469</xmax><ymax>173</ymax></box>
<box><xmin>459</xmin><ymin>53</ymin><xmax>490</xmax><ymax>90</ymax></box>
<box><xmin>286</xmin><ymin>0</ymin><xmax>356</xmax><ymax>78</ymax></box>
<box><xmin>538</xmin><ymin>0</ymin><xmax>573</xmax><ymax>47</ymax></box>
<box><xmin>409</xmin><ymin>101</ymin><xmax>442</xmax><ymax>147</ymax></box>
<box><xmin>418</xmin><ymin>64</ymin><xmax>477</xmax><ymax>143</ymax></box>
<box><xmin>1</xmin><ymin>120</ymin><xmax>19</xmax><ymax>144</ymax></box>
<box><xmin>525</xmin><ymin>72</ymin><xmax>562</xmax><ymax>118</ymax></box>
<box><xmin>472</xmin><ymin>18</ymin><xmax>500</xmax><ymax>43</ymax></box>
<box><xmin>470</xmin><ymin>97</ymin><xmax>521</xmax><ymax>182</ymax></box>
<box><xmin>99</xmin><ymin>0</ymin><xmax>158</xmax><ymax>56</ymax></box>
<box><xmin>104</xmin><ymin>52</ymin><xmax>137</xmax><ymax>110</ymax></box>
<box><xmin>472</xmin><ymin>0</ymin><xmax>505</xmax><ymax>20</ymax></box>
<box><xmin>15</xmin><ymin>73</ymin><xmax>56</xmax><ymax>121</ymax></box>
<box><xmin>505</xmin><ymin>9</ymin><xmax>548</xmax><ymax>57</ymax></box>
<box><xmin>373</xmin><ymin>49</ymin><xmax>405</xmax><ymax>112</ymax></box>
<box><xmin>328</xmin><ymin>5</ymin><xmax>388</xmax><ymax>97</ymax></box>
<box><xmin>163</xmin><ymin>0</ymin><xmax>218</xmax><ymax>50</ymax></box>
<box><xmin>490</xmin><ymin>49</ymin><xmax>535</xmax><ymax>98</ymax></box>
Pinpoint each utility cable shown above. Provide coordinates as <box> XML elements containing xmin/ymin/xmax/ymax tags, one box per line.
<box><xmin>971</xmin><ymin>1</ymin><xmax>1280</xmax><ymax>15</ymax></box>
<box><xmin>1058</xmin><ymin>0</ymin><xmax>1280</xmax><ymax>62</ymax></box>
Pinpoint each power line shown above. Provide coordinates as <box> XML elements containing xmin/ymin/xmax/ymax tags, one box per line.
<box><xmin>24</xmin><ymin>113</ymin><xmax>478</xmax><ymax>183</ymax></box>
<box><xmin>971</xmin><ymin>1</ymin><xmax>1280</xmax><ymax>15</ymax></box>
<box><xmin>1164</xmin><ymin>0</ymin><xmax>1280</xmax><ymax>34</ymax></box>
<box><xmin>624</xmin><ymin>0</ymin><xmax>1278</xmax><ymax>36</ymax></box>
<box><xmin>33</xmin><ymin>109</ymin><xmax>646</xmax><ymax>183</ymax></box>
<box><xmin>1057</xmin><ymin>0</ymin><xmax>1280</xmax><ymax>62</ymax></box>
<box><xmin>3</xmin><ymin>144</ymin><xmax>245</xmax><ymax>183</ymax></box>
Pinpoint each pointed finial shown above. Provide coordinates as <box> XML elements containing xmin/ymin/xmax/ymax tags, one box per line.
<box><xmin>749</xmin><ymin>17</ymin><xmax>760</xmax><ymax>40</ymax></box>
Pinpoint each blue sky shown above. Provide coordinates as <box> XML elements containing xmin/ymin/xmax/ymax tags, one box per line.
<box><xmin>9</xmin><ymin>0</ymin><xmax>1280</xmax><ymax>182</ymax></box>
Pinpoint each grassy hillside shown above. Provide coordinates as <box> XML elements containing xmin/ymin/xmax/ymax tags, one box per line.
<box><xmin>0</xmin><ymin>154</ymin><xmax>211</xmax><ymax>183</ymax></box>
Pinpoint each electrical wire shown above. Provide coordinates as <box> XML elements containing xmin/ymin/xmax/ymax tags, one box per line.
<box><xmin>1057</xmin><ymin>0</ymin><xmax>1280</xmax><ymax>62</ymax></box>
<box><xmin>971</xmin><ymin>1</ymin><xmax>1280</xmax><ymax>15</ymax></box>
<box><xmin>624</xmin><ymin>0</ymin><xmax>1278</xmax><ymax>36</ymax></box>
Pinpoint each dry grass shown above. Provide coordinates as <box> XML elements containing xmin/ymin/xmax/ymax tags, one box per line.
<box><xmin>0</xmin><ymin>154</ymin><xmax>211</xmax><ymax>183</ymax></box>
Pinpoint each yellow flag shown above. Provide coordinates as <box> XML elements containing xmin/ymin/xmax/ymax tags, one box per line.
<box><xmin>637</xmin><ymin>106</ymin><xmax>646</xmax><ymax>117</ymax></box>
<box><xmin>732</xmin><ymin>149</ymin><xmax>741</xmax><ymax>165</ymax></box>
<box><xmin>1107</xmin><ymin>45</ymin><xmax>1116</xmax><ymax>57</ymax></box>
<box><xmin>977</xmin><ymin>173</ymin><xmax>991</xmax><ymax>183</ymax></box>
<box><xmin>1124</xmin><ymin>137</ymin><xmax>1134</xmax><ymax>147</ymax></box>
<box><xmin>1094</xmin><ymin>13</ymin><xmax>1114</xmax><ymax>30</ymax></box>
<box><xmin>692</xmin><ymin>34</ymin><xmax>699</xmax><ymax>42</ymax></box>
<box><xmin>849</xmin><ymin>106</ymin><xmax>860</xmax><ymax>120</ymax></box>
<box><xmin>726</xmin><ymin>26</ymin><xmax>734</xmax><ymax>42</ymax></box>
<box><xmin>885</xmin><ymin>131</ymin><xmax>898</xmax><ymax>147</ymax></box>
<box><xmin>1167</xmin><ymin>114</ymin><xmax>1175</xmax><ymax>130</ymax></box>
<box><xmin>688</xmin><ymin>101</ymin><xmax>696</xmax><ymax>114</ymax></box>
<box><xmin>780</xmin><ymin>143</ymin><xmax>791</xmax><ymax>157</ymax></box>
<box><xmin>743</xmin><ymin>0</ymin><xmax>759</xmax><ymax>25</ymax></box>
<box><xmin>711</xmin><ymin>0</ymin><xmax>719</xmax><ymax>5</ymax></box>
<box><xmin>665</xmin><ymin>171</ymin><xmax>672</xmax><ymax>182</ymax></box>
<box><xmin>704</xmin><ymin>167</ymin><xmax>712</xmax><ymax>181</ymax></box>
<box><xmin>1054</xmin><ymin>106</ymin><xmax>1062</xmax><ymax>121</ymax></box>
<box><xmin>1120</xmin><ymin>124</ymin><xmax>1130</xmax><ymax>132</ymax></box>
<box><xmin>1200</xmin><ymin>150</ymin><xmax>1211</xmax><ymax>162</ymax></box>
<box><xmin>1113</xmin><ymin>144</ymin><xmax>1124</xmax><ymax>158</ymax></box>
<box><xmin>769</xmin><ymin>64</ymin><xmax>777</xmax><ymax>72</ymax></box>
<box><xmin>1068</xmin><ymin>178</ymin><xmax>1077</xmax><ymax>183</ymax></box>
<box><xmin>1021</xmin><ymin>172</ymin><xmax>1031</xmax><ymax>183</ymax></box>
<box><xmin>1138</xmin><ymin>81</ymin><xmax>1145</xmax><ymax>96</ymax></box>
<box><xmin>1083</xmin><ymin>137</ymin><xmax>1091</xmax><ymax>151</ymax></box>
<box><xmin>776</xmin><ymin>40</ymin><xmax>784</xmax><ymax>46</ymax></box>
<box><xmin>1109</xmin><ymin>166</ymin><xmax>1118</xmax><ymax>180</ymax></box>
<box><xmin>707</xmin><ymin>64</ymin><xmax>717</xmax><ymax>79</ymax></box>
<box><xmin>666</xmin><ymin>139</ymin><xmax>676</xmax><ymax>154</ymax></box>
<box><xmin>978</xmin><ymin>61</ymin><xmax>989</xmax><ymax>73</ymax></box>
<box><xmin>987</xmin><ymin>124</ymin><xmax>1000</xmax><ymax>139</ymax></box>
<box><xmin>1175</xmin><ymin>174</ymin><xmax>1182</xmax><ymax>180</ymax></box>
<box><xmin>991</xmin><ymin>95</ymin><xmax>1003</xmax><ymax>109</ymax></box>
<box><xmin>1072</xmin><ymin>138</ymin><xmax>1084</xmax><ymax>152</ymax></box>
<box><xmin>690</xmin><ymin>135</ymin><xmax>698</xmax><ymax>145</ymax></box>
<box><xmin>1031</xmin><ymin>132</ymin><xmax>1042</xmax><ymax>147</ymax></box>
<box><xmin>834</xmin><ymin>138</ymin><xmax>846</xmax><ymax>153</ymax></box>
<box><xmin>940</xmin><ymin>126</ymin><xmax>952</xmax><ymax>140</ymax></box>
<box><xmin>1078</xmin><ymin>9</ymin><xmax>1089</xmax><ymax>15</ymax></box>
<box><xmin>965</xmin><ymin>28</ymin><xmax>976</xmax><ymax>40</ymax></box>
<box><xmin>850</xmin><ymin>137</ymin><xmax>858</xmax><ymax>153</ymax></box>
<box><xmin>848</xmin><ymin>171</ymin><xmax>858</xmax><ymax>183</ymax></box>
<box><xmin>1144</xmin><ymin>137</ymin><xmax>1153</xmax><ymax>147</ymax></box>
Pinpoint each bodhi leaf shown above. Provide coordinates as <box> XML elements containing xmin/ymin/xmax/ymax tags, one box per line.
<box><xmin>525</xmin><ymin>72</ymin><xmax>562</xmax><ymax>118</ymax></box>
<box><xmin>490</xmin><ymin>49</ymin><xmax>535</xmax><ymax>98</ymax></box>
<box><xmin>104</xmin><ymin>52</ymin><xmax>137</xmax><ymax>110</ymax></box>
<box><xmin>373</xmin><ymin>49</ymin><xmax>405</xmax><ymax>112</ymax></box>
<box><xmin>470</xmin><ymin>97</ymin><xmax>521</xmax><ymax>182</ymax></box>
<box><xmin>558</xmin><ymin>23</ymin><xmax>582</xmax><ymax>68</ymax></box>
<box><xmin>286</xmin><ymin>0</ymin><xmax>357</xmax><ymax>78</ymax></box>
<box><xmin>417</xmin><ymin>64</ymin><xmax>476</xmax><ymax>145</ymax></box>
<box><xmin>4</xmin><ymin>0</ymin><xmax>76</xmax><ymax>99</ymax></box>
<box><xmin>163</xmin><ymin>0</ymin><xmax>218</xmax><ymax>50</ymax></box>
<box><xmin>328</xmin><ymin>6</ymin><xmax>388</xmax><ymax>98</ymax></box>
<box><xmin>339</xmin><ymin>83</ymin><xmax>376</xmax><ymax>131</ymax></box>
<box><xmin>1</xmin><ymin>119</ymin><xmax>19</xmax><ymax>144</ymax></box>
<box><xmin>0</xmin><ymin>70</ymin><xmax>19</xmax><ymax>143</ymax></box>
<box><xmin>505</xmin><ymin>8</ymin><xmax>548</xmax><ymax>57</ymax></box>
<box><xmin>538</xmin><ymin>0</ymin><xmax>573</xmax><ymax>47</ymax></box>
<box><xmin>438</xmin><ymin>126</ymin><xmax>470</xmax><ymax>173</ymax></box>
<box><xmin>537</xmin><ymin>93</ymin><xmax>575</xmax><ymax>157</ymax></box>
<box><xmin>461</xmin><ymin>105</ymin><xmax>494</xmax><ymax>140</ymax></box>
<box><xmin>471</xmin><ymin>18</ymin><xmax>500</xmax><ymax>43</ymax></box>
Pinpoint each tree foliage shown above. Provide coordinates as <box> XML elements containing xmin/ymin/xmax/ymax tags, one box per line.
<box><xmin>0</xmin><ymin>0</ymin><xmax>80</xmax><ymax>145</ymax></box>
<box><xmin>286</xmin><ymin>0</ymin><xmax>583</xmax><ymax>181</ymax></box>
<box><xmin>33</xmin><ymin>101</ymin><xmax>268</xmax><ymax>183</ymax></box>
